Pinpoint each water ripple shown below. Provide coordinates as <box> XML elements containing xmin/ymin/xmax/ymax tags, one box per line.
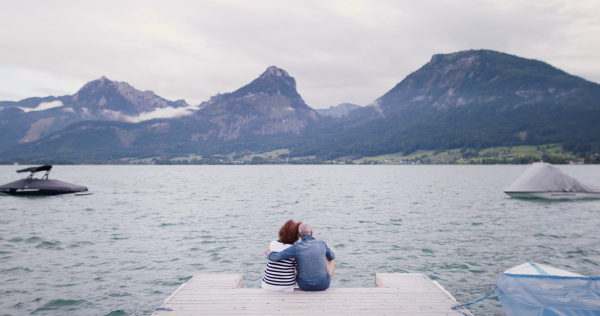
<box><xmin>0</xmin><ymin>165</ymin><xmax>599</xmax><ymax>316</ymax></box>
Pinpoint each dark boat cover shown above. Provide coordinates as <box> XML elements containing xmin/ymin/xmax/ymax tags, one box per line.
<box><xmin>17</xmin><ymin>165</ymin><xmax>52</xmax><ymax>173</ymax></box>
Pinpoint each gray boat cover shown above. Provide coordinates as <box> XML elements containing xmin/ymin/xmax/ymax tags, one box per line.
<box><xmin>496</xmin><ymin>274</ymin><xmax>600</xmax><ymax>316</ymax></box>
<box><xmin>504</xmin><ymin>162</ymin><xmax>600</xmax><ymax>193</ymax></box>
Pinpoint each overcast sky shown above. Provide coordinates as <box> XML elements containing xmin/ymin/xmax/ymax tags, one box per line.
<box><xmin>1</xmin><ymin>0</ymin><xmax>599</xmax><ymax>109</ymax></box>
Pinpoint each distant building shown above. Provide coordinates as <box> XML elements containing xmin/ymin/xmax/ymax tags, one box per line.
<box><xmin>570</xmin><ymin>158</ymin><xmax>585</xmax><ymax>165</ymax></box>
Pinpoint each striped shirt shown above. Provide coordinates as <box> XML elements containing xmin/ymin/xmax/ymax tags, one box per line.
<box><xmin>262</xmin><ymin>241</ymin><xmax>297</xmax><ymax>290</ymax></box>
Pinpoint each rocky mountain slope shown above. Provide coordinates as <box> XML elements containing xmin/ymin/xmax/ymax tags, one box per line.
<box><xmin>0</xmin><ymin>77</ymin><xmax>187</xmax><ymax>150</ymax></box>
<box><xmin>197</xmin><ymin>66</ymin><xmax>319</xmax><ymax>140</ymax></box>
<box><xmin>1</xmin><ymin>50</ymin><xmax>599</xmax><ymax>161</ymax></box>
<box><xmin>292</xmin><ymin>50</ymin><xmax>600</xmax><ymax>158</ymax></box>
<box><xmin>0</xmin><ymin>67</ymin><xmax>320</xmax><ymax>160</ymax></box>
<box><xmin>70</xmin><ymin>76</ymin><xmax>188</xmax><ymax>117</ymax></box>
<box><xmin>316</xmin><ymin>103</ymin><xmax>362</xmax><ymax>117</ymax></box>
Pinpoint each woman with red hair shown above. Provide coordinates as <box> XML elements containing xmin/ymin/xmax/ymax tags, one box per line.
<box><xmin>261</xmin><ymin>219</ymin><xmax>302</xmax><ymax>291</ymax></box>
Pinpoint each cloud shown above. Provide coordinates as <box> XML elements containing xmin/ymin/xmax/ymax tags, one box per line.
<box><xmin>99</xmin><ymin>103</ymin><xmax>200</xmax><ymax>123</ymax></box>
<box><xmin>19</xmin><ymin>100</ymin><xmax>64</xmax><ymax>112</ymax></box>
<box><xmin>124</xmin><ymin>104</ymin><xmax>200</xmax><ymax>123</ymax></box>
<box><xmin>1</xmin><ymin>0</ymin><xmax>599</xmax><ymax>109</ymax></box>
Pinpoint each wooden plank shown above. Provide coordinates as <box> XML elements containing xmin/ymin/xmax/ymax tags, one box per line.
<box><xmin>153</xmin><ymin>273</ymin><xmax>472</xmax><ymax>316</ymax></box>
<box><xmin>158</xmin><ymin>312</ymin><xmax>462</xmax><ymax>316</ymax></box>
<box><xmin>375</xmin><ymin>273</ymin><xmax>472</xmax><ymax>315</ymax></box>
<box><xmin>175</xmin><ymin>287</ymin><xmax>447</xmax><ymax>296</ymax></box>
<box><xmin>169</xmin><ymin>295</ymin><xmax>453</xmax><ymax>302</ymax></box>
<box><xmin>182</xmin><ymin>274</ymin><xmax>244</xmax><ymax>289</ymax></box>
<box><xmin>166</xmin><ymin>298</ymin><xmax>456</xmax><ymax>306</ymax></box>
<box><xmin>376</xmin><ymin>273</ymin><xmax>435</xmax><ymax>288</ymax></box>
<box><xmin>160</xmin><ymin>305</ymin><xmax>463</xmax><ymax>312</ymax></box>
<box><xmin>163</xmin><ymin>303</ymin><xmax>460</xmax><ymax>310</ymax></box>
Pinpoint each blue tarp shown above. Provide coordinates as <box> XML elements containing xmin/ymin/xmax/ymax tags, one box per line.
<box><xmin>496</xmin><ymin>273</ymin><xmax>600</xmax><ymax>316</ymax></box>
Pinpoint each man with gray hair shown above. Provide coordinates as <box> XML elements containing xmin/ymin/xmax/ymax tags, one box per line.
<box><xmin>266</xmin><ymin>222</ymin><xmax>335</xmax><ymax>291</ymax></box>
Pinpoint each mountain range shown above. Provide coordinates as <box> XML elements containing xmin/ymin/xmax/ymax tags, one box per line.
<box><xmin>0</xmin><ymin>77</ymin><xmax>188</xmax><ymax>150</ymax></box>
<box><xmin>292</xmin><ymin>50</ymin><xmax>600</xmax><ymax>159</ymax></box>
<box><xmin>1</xmin><ymin>49</ymin><xmax>599</xmax><ymax>162</ymax></box>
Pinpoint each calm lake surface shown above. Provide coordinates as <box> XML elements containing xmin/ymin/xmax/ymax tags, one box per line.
<box><xmin>1</xmin><ymin>165</ymin><xmax>599</xmax><ymax>315</ymax></box>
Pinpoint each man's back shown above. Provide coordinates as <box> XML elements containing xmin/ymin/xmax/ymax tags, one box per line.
<box><xmin>295</xmin><ymin>236</ymin><xmax>334</xmax><ymax>290</ymax></box>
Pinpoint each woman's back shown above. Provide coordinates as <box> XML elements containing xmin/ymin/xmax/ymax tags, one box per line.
<box><xmin>261</xmin><ymin>240</ymin><xmax>296</xmax><ymax>291</ymax></box>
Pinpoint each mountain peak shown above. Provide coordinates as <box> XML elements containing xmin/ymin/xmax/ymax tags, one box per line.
<box><xmin>71</xmin><ymin>77</ymin><xmax>186</xmax><ymax>116</ymax></box>
<box><xmin>196</xmin><ymin>66</ymin><xmax>318</xmax><ymax>140</ymax></box>
<box><xmin>91</xmin><ymin>76</ymin><xmax>111</xmax><ymax>85</ymax></box>
<box><xmin>77</xmin><ymin>76</ymin><xmax>118</xmax><ymax>93</ymax></box>
<box><xmin>373</xmin><ymin>49</ymin><xmax>594</xmax><ymax>117</ymax></box>
<box><xmin>231</xmin><ymin>66</ymin><xmax>299</xmax><ymax>98</ymax></box>
<box><xmin>260</xmin><ymin>66</ymin><xmax>290</xmax><ymax>79</ymax></box>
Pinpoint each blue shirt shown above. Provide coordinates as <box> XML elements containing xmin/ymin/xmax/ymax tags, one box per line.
<box><xmin>268</xmin><ymin>235</ymin><xmax>335</xmax><ymax>291</ymax></box>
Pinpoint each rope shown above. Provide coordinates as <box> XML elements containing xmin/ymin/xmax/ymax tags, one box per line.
<box><xmin>451</xmin><ymin>289</ymin><xmax>495</xmax><ymax>315</ymax></box>
<box><xmin>529</xmin><ymin>262</ymin><xmax>549</xmax><ymax>275</ymax></box>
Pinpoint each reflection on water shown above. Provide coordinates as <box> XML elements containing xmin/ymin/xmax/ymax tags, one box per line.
<box><xmin>0</xmin><ymin>165</ymin><xmax>599</xmax><ymax>315</ymax></box>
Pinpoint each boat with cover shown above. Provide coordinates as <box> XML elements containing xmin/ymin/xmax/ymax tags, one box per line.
<box><xmin>504</xmin><ymin>162</ymin><xmax>600</xmax><ymax>199</ymax></box>
<box><xmin>0</xmin><ymin>165</ymin><xmax>88</xmax><ymax>196</ymax></box>
<box><xmin>496</xmin><ymin>262</ymin><xmax>600</xmax><ymax>316</ymax></box>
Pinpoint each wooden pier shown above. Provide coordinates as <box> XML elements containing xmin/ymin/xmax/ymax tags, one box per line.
<box><xmin>152</xmin><ymin>273</ymin><xmax>472</xmax><ymax>315</ymax></box>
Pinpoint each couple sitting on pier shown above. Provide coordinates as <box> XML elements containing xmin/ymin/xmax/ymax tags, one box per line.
<box><xmin>262</xmin><ymin>220</ymin><xmax>335</xmax><ymax>292</ymax></box>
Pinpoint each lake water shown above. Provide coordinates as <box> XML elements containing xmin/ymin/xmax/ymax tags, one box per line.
<box><xmin>1</xmin><ymin>165</ymin><xmax>599</xmax><ymax>315</ymax></box>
